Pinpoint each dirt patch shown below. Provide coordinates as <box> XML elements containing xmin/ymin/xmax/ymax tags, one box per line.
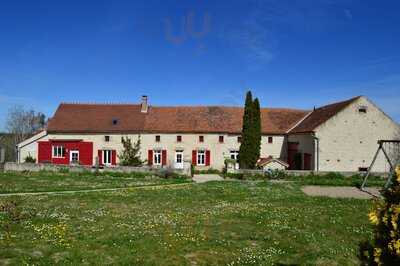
<box><xmin>302</xmin><ymin>186</ymin><xmax>381</xmax><ymax>199</ymax></box>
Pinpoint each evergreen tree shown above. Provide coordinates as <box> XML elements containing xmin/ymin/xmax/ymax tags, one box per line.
<box><xmin>238</xmin><ymin>91</ymin><xmax>253</xmax><ymax>169</ymax></box>
<box><xmin>252</xmin><ymin>98</ymin><xmax>262</xmax><ymax>166</ymax></box>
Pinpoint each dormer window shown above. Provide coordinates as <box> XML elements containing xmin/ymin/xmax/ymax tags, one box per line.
<box><xmin>112</xmin><ymin>118</ymin><xmax>119</xmax><ymax>125</ymax></box>
<box><xmin>358</xmin><ymin>106</ymin><xmax>367</xmax><ymax>113</ymax></box>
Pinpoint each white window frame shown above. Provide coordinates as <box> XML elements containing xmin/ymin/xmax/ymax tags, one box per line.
<box><xmin>52</xmin><ymin>146</ymin><xmax>65</xmax><ymax>158</ymax></box>
<box><xmin>153</xmin><ymin>150</ymin><xmax>162</xmax><ymax>165</ymax></box>
<box><xmin>197</xmin><ymin>150</ymin><xmax>205</xmax><ymax>166</ymax></box>
<box><xmin>103</xmin><ymin>150</ymin><xmax>112</xmax><ymax>165</ymax></box>
<box><xmin>230</xmin><ymin>150</ymin><xmax>239</xmax><ymax>161</ymax></box>
<box><xmin>175</xmin><ymin>151</ymin><xmax>183</xmax><ymax>164</ymax></box>
<box><xmin>175</xmin><ymin>150</ymin><xmax>184</xmax><ymax>169</ymax></box>
<box><xmin>70</xmin><ymin>150</ymin><xmax>79</xmax><ymax>164</ymax></box>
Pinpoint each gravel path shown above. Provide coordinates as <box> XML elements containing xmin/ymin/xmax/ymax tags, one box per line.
<box><xmin>192</xmin><ymin>174</ymin><xmax>224</xmax><ymax>183</ymax></box>
<box><xmin>302</xmin><ymin>186</ymin><xmax>381</xmax><ymax>199</ymax></box>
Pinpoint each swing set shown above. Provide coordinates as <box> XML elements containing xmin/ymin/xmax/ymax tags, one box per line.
<box><xmin>361</xmin><ymin>140</ymin><xmax>400</xmax><ymax>191</ymax></box>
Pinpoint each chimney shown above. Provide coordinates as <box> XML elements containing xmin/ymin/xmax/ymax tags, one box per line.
<box><xmin>141</xmin><ymin>95</ymin><xmax>148</xmax><ymax>113</ymax></box>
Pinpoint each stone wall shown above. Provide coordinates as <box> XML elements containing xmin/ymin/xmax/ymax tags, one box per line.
<box><xmin>4</xmin><ymin>162</ymin><xmax>191</xmax><ymax>177</ymax></box>
<box><xmin>229</xmin><ymin>168</ymin><xmax>386</xmax><ymax>177</ymax></box>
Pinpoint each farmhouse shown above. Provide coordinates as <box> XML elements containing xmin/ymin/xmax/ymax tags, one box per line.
<box><xmin>16</xmin><ymin>95</ymin><xmax>400</xmax><ymax>172</ymax></box>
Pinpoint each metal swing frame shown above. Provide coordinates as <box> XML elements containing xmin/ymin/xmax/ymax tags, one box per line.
<box><xmin>361</xmin><ymin>140</ymin><xmax>400</xmax><ymax>191</ymax></box>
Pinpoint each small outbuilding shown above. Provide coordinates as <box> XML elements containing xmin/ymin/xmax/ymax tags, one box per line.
<box><xmin>257</xmin><ymin>156</ymin><xmax>289</xmax><ymax>171</ymax></box>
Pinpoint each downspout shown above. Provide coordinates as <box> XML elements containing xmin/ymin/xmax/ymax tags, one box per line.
<box><xmin>313</xmin><ymin>134</ymin><xmax>319</xmax><ymax>172</ymax></box>
<box><xmin>15</xmin><ymin>145</ymin><xmax>19</xmax><ymax>163</ymax></box>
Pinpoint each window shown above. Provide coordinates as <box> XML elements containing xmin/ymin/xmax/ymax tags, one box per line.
<box><xmin>103</xmin><ymin>150</ymin><xmax>112</xmax><ymax>165</ymax></box>
<box><xmin>268</xmin><ymin>136</ymin><xmax>273</xmax><ymax>144</ymax></box>
<box><xmin>105</xmin><ymin>136</ymin><xmax>110</xmax><ymax>142</ymax></box>
<box><xmin>153</xmin><ymin>150</ymin><xmax>162</xmax><ymax>165</ymax></box>
<box><xmin>177</xmin><ymin>135</ymin><xmax>182</xmax><ymax>142</ymax></box>
<box><xmin>230</xmin><ymin>150</ymin><xmax>239</xmax><ymax>161</ymax></box>
<box><xmin>197</xmin><ymin>150</ymin><xmax>205</xmax><ymax>166</ymax></box>
<box><xmin>155</xmin><ymin>135</ymin><xmax>161</xmax><ymax>142</ymax></box>
<box><xmin>199</xmin><ymin>136</ymin><xmax>204</xmax><ymax>142</ymax></box>
<box><xmin>359</xmin><ymin>167</ymin><xmax>368</xmax><ymax>172</ymax></box>
<box><xmin>112</xmin><ymin>118</ymin><xmax>119</xmax><ymax>125</ymax></box>
<box><xmin>219</xmin><ymin>136</ymin><xmax>224</xmax><ymax>143</ymax></box>
<box><xmin>175</xmin><ymin>151</ymin><xmax>183</xmax><ymax>163</ymax></box>
<box><xmin>52</xmin><ymin>146</ymin><xmax>65</xmax><ymax>158</ymax></box>
<box><xmin>358</xmin><ymin>106</ymin><xmax>367</xmax><ymax>113</ymax></box>
<box><xmin>237</xmin><ymin>136</ymin><xmax>242</xmax><ymax>143</ymax></box>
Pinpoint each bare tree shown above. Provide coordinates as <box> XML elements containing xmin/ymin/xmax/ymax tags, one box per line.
<box><xmin>4</xmin><ymin>105</ymin><xmax>46</xmax><ymax>161</ymax></box>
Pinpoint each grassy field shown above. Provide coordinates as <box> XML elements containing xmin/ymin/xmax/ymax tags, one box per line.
<box><xmin>224</xmin><ymin>171</ymin><xmax>387</xmax><ymax>188</ymax></box>
<box><xmin>0</xmin><ymin>171</ymin><xmax>373</xmax><ymax>265</ymax></box>
<box><xmin>0</xmin><ymin>171</ymin><xmax>189</xmax><ymax>194</ymax></box>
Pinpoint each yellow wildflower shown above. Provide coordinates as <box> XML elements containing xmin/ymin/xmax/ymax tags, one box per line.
<box><xmin>396</xmin><ymin>166</ymin><xmax>400</xmax><ymax>182</ymax></box>
<box><xmin>374</xmin><ymin>248</ymin><xmax>382</xmax><ymax>265</ymax></box>
<box><xmin>382</xmin><ymin>214</ymin><xmax>388</xmax><ymax>225</ymax></box>
<box><xmin>369</xmin><ymin>211</ymin><xmax>379</xmax><ymax>225</ymax></box>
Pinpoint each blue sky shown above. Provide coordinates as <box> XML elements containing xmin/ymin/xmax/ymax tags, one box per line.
<box><xmin>1</xmin><ymin>0</ymin><xmax>400</xmax><ymax>130</ymax></box>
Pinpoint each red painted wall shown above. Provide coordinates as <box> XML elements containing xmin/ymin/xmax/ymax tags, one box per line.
<box><xmin>38</xmin><ymin>140</ymin><xmax>93</xmax><ymax>166</ymax></box>
<box><xmin>38</xmin><ymin>141</ymin><xmax>52</xmax><ymax>163</ymax></box>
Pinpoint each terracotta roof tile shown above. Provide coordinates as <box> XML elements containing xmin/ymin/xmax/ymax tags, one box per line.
<box><xmin>47</xmin><ymin>104</ymin><xmax>309</xmax><ymax>134</ymax></box>
<box><xmin>47</xmin><ymin>104</ymin><xmax>146</xmax><ymax>133</ymax></box>
<box><xmin>289</xmin><ymin>96</ymin><xmax>361</xmax><ymax>133</ymax></box>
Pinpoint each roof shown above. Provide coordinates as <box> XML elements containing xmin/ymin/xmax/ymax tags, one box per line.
<box><xmin>47</xmin><ymin>104</ymin><xmax>146</xmax><ymax>133</ymax></box>
<box><xmin>47</xmin><ymin>104</ymin><xmax>309</xmax><ymax>134</ymax></box>
<box><xmin>289</xmin><ymin>96</ymin><xmax>361</xmax><ymax>133</ymax></box>
<box><xmin>46</xmin><ymin>96</ymin><xmax>362</xmax><ymax>135</ymax></box>
<box><xmin>257</xmin><ymin>156</ymin><xmax>289</xmax><ymax>167</ymax></box>
<box><xmin>17</xmin><ymin>130</ymin><xmax>47</xmax><ymax>148</ymax></box>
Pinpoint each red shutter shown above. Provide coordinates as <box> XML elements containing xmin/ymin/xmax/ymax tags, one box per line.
<box><xmin>192</xmin><ymin>150</ymin><xmax>197</xmax><ymax>166</ymax></box>
<box><xmin>162</xmin><ymin>150</ymin><xmax>167</xmax><ymax>165</ymax></box>
<box><xmin>111</xmin><ymin>150</ymin><xmax>116</xmax><ymax>165</ymax></box>
<box><xmin>98</xmin><ymin>150</ymin><xmax>103</xmax><ymax>166</ymax></box>
<box><xmin>206</xmin><ymin>150</ymin><xmax>210</xmax><ymax>166</ymax></box>
<box><xmin>148</xmin><ymin>150</ymin><xmax>153</xmax><ymax>165</ymax></box>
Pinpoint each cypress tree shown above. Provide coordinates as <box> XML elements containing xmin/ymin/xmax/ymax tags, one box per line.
<box><xmin>238</xmin><ymin>91</ymin><xmax>253</xmax><ymax>169</ymax></box>
<box><xmin>252</xmin><ymin>98</ymin><xmax>262</xmax><ymax>167</ymax></box>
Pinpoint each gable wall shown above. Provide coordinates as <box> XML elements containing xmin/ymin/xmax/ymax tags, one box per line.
<box><xmin>315</xmin><ymin>97</ymin><xmax>400</xmax><ymax>172</ymax></box>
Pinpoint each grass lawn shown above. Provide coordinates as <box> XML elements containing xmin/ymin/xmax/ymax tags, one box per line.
<box><xmin>285</xmin><ymin>173</ymin><xmax>386</xmax><ymax>187</ymax></box>
<box><xmin>0</xmin><ymin>171</ymin><xmax>190</xmax><ymax>193</ymax></box>
<box><xmin>0</xmin><ymin>172</ymin><xmax>373</xmax><ymax>265</ymax></box>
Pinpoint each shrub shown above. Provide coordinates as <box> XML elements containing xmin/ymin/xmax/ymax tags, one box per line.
<box><xmin>190</xmin><ymin>164</ymin><xmax>195</xmax><ymax>177</ymax></box>
<box><xmin>119</xmin><ymin>136</ymin><xmax>144</xmax><ymax>166</ymax></box>
<box><xmin>323</xmin><ymin>172</ymin><xmax>345</xmax><ymax>179</ymax></box>
<box><xmin>193</xmin><ymin>168</ymin><xmax>221</xmax><ymax>175</ymax></box>
<box><xmin>224</xmin><ymin>172</ymin><xmax>244</xmax><ymax>180</ymax></box>
<box><xmin>359</xmin><ymin>166</ymin><xmax>400</xmax><ymax>265</ymax></box>
<box><xmin>24</xmin><ymin>155</ymin><xmax>36</xmax><ymax>163</ymax></box>
<box><xmin>265</xmin><ymin>169</ymin><xmax>287</xmax><ymax>179</ymax></box>
<box><xmin>59</xmin><ymin>167</ymin><xmax>69</xmax><ymax>174</ymax></box>
<box><xmin>157</xmin><ymin>168</ymin><xmax>187</xmax><ymax>179</ymax></box>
